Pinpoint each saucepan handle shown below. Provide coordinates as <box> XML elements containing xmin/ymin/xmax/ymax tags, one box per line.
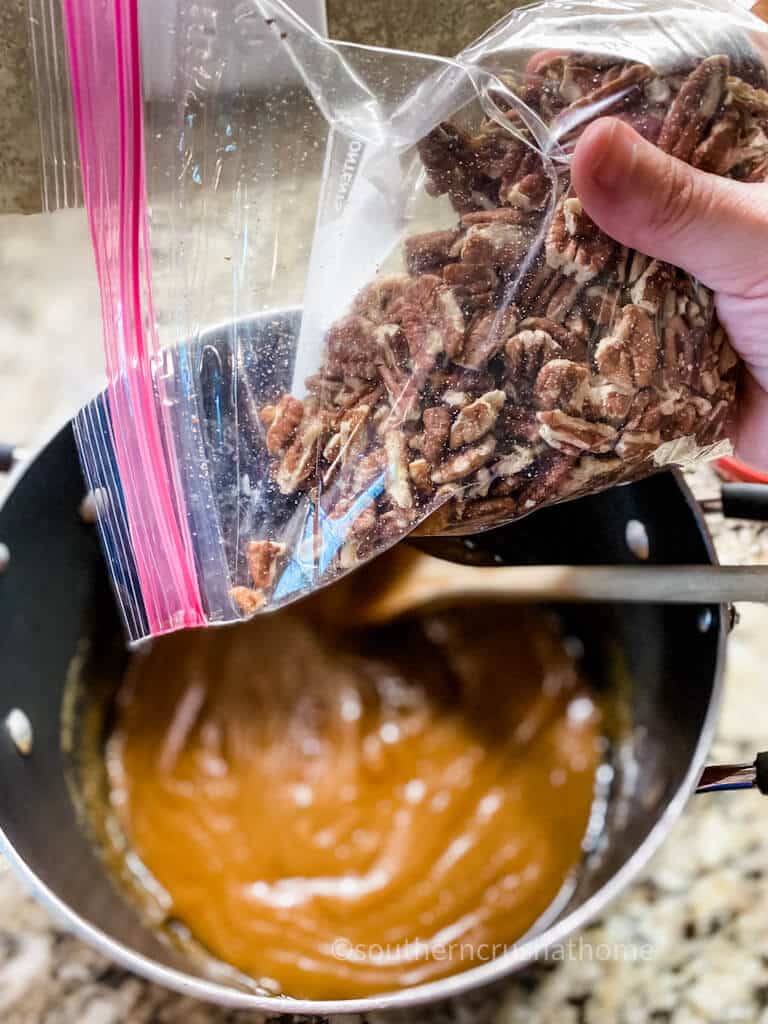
<box><xmin>697</xmin><ymin>752</ymin><xmax>768</xmax><ymax>794</ymax></box>
<box><xmin>700</xmin><ymin>483</ymin><xmax>768</xmax><ymax>523</ymax></box>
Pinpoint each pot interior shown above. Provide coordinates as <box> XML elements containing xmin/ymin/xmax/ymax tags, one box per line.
<box><xmin>0</xmin><ymin>424</ymin><xmax>724</xmax><ymax>1010</ymax></box>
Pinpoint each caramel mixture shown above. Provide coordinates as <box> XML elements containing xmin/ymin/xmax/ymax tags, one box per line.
<box><xmin>106</xmin><ymin>604</ymin><xmax>602</xmax><ymax>999</ymax></box>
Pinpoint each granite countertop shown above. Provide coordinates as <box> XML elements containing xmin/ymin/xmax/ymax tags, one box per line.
<box><xmin>3</xmin><ymin>211</ymin><xmax>768</xmax><ymax>1024</ymax></box>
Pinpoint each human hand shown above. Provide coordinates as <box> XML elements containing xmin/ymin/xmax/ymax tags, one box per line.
<box><xmin>572</xmin><ymin>116</ymin><xmax>768</xmax><ymax>468</ymax></box>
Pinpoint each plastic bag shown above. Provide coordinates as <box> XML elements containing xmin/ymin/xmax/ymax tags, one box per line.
<box><xmin>59</xmin><ymin>0</ymin><xmax>768</xmax><ymax>638</ymax></box>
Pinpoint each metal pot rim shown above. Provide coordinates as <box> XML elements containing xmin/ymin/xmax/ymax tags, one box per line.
<box><xmin>0</xmin><ymin>425</ymin><xmax>727</xmax><ymax>1014</ymax></box>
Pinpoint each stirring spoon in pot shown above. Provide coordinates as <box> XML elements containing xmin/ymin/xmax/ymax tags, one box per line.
<box><xmin>346</xmin><ymin>547</ymin><xmax>768</xmax><ymax>628</ymax></box>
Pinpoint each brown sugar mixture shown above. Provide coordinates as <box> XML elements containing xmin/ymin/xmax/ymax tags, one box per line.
<box><xmin>105</xmin><ymin>603</ymin><xmax>603</xmax><ymax>999</ymax></box>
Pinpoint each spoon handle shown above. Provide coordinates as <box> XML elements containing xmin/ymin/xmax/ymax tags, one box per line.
<box><xmin>356</xmin><ymin>558</ymin><xmax>768</xmax><ymax>625</ymax></box>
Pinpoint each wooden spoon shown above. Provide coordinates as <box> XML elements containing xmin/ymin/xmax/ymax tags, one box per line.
<box><xmin>344</xmin><ymin>546</ymin><xmax>768</xmax><ymax>628</ymax></box>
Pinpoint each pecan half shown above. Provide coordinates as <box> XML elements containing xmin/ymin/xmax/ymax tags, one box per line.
<box><xmin>400</xmin><ymin>277</ymin><xmax>466</xmax><ymax>363</ymax></box>
<box><xmin>658</xmin><ymin>55</ymin><xmax>729</xmax><ymax>161</ymax></box>
<box><xmin>449</xmin><ymin>390</ymin><xmax>506</xmax><ymax>448</ymax></box>
<box><xmin>405</xmin><ymin>229</ymin><xmax>460</xmax><ymax>275</ymax></box>
<box><xmin>431</xmin><ymin>437</ymin><xmax>497</xmax><ymax>484</ymax></box>
<box><xmin>546</xmin><ymin>197</ymin><xmax>615</xmax><ymax>284</ymax></box>
<box><xmin>505</xmin><ymin>327</ymin><xmax>563</xmax><ymax>399</ymax></box>
<box><xmin>534</xmin><ymin>359</ymin><xmax>590</xmax><ymax>415</ymax></box>
<box><xmin>594</xmin><ymin>304</ymin><xmax>658</xmax><ymax>389</ymax></box>
<box><xmin>537</xmin><ymin>410</ymin><xmax>618</xmax><ymax>454</ymax></box>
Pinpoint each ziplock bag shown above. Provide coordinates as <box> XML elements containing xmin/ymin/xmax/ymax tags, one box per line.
<box><xmin>57</xmin><ymin>0</ymin><xmax>768</xmax><ymax>638</ymax></box>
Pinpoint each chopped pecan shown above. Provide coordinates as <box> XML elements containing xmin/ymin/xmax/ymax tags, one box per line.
<box><xmin>546</xmin><ymin>197</ymin><xmax>615</xmax><ymax>284</ymax></box>
<box><xmin>499</xmin><ymin>171</ymin><xmax>551</xmax><ymax>211</ymax></box>
<box><xmin>692</xmin><ymin>108</ymin><xmax>743</xmax><ymax>174</ymax></box>
<box><xmin>418</xmin><ymin>123</ymin><xmax>478</xmax><ymax>210</ymax></box>
<box><xmin>466</xmin><ymin>467</ymin><xmax>494</xmax><ymax>500</ymax></box>
<box><xmin>658</xmin><ymin>55</ymin><xmax>729</xmax><ymax>161</ymax></box>
<box><xmin>384</xmin><ymin>430</ymin><xmax>413</xmax><ymax>510</ymax></box>
<box><xmin>246</xmin><ymin>540</ymin><xmax>287</xmax><ymax>590</ymax></box>
<box><xmin>630</xmin><ymin>258</ymin><xmax>671</xmax><ymax>317</ymax></box>
<box><xmin>231</xmin><ymin>586</ymin><xmax>267</xmax><ymax>615</ymax></box>
<box><xmin>540</xmin><ymin>276</ymin><xmax>584</xmax><ymax>324</ymax></box>
<box><xmin>264</xmin><ymin>395</ymin><xmax>304</xmax><ymax>455</ymax></box>
<box><xmin>615</xmin><ymin>429</ymin><xmax>662</xmax><ymax>461</ymax></box>
<box><xmin>470</xmin><ymin>125</ymin><xmax>527</xmax><ymax>181</ymax></box>
<box><xmin>326</xmin><ymin>315</ymin><xmax>379</xmax><ymax>380</ymax></box>
<box><xmin>460</xmin><ymin>208</ymin><xmax>535</xmax><ymax>229</ymax></box>
<box><xmin>594</xmin><ymin>304</ymin><xmax>658</xmax><ymax>389</ymax></box>
<box><xmin>449</xmin><ymin>390</ymin><xmax>506</xmax><ymax>448</ymax></box>
<box><xmin>537</xmin><ymin>410</ymin><xmax>618</xmax><ymax>455</ymax></box>
<box><xmin>353</xmin><ymin>274</ymin><xmax>411</xmax><ymax>324</ymax></box>
<box><xmin>423</xmin><ymin>406</ymin><xmax>452</xmax><ymax>465</ymax></box>
<box><xmin>352</xmin><ymin>447</ymin><xmax>387</xmax><ymax>493</ymax></box>
<box><xmin>509</xmin><ymin>451</ymin><xmax>577</xmax><ymax>512</ymax></box>
<box><xmin>565</xmin><ymin>310</ymin><xmax>592</xmax><ymax>340</ymax></box>
<box><xmin>493</xmin><ymin>445</ymin><xmax>537</xmax><ymax>479</ymax></box>
<box><xmin>431</xmin><ymin>437</ymin><xmax>497</xmax><ymax>484</ymax></box>
<box><xmin>586</xmin><ymin>383</ymin><xmax>635</xmax><ymax>426</ymax></box>
<box><xmin>443</xmin><ymin>260</ymin><xmax>498</xmax><ymax>296</ymax></box>
<box><xmin>718</xmin><ymin>332</ymin><xmax>740</xmax><ymax>377</ymax></box>
<box><xmin>554</xmin><ymin>63</ymin><xmax>654</xmax><ymax>140</ymax></box>
<box><xmin>697</xmin><ymin>398</ymin><xmax>732</xmax><ymax>446</ymax></box>
<box><xmin>323</xmin><ymin>403</ymin><xmax>372</xmax><ymax>481</ymax></box>
<box><xmin>276</xmin><ymin>409</ymin><xmax>325</xmax><ymax>495</ymax></box>
<box><xmin>726</xmin><ymin>75</ymin><xmax>768</xmax><ymax>116</ymax></box>
<box><xmin>518</xmin><ymin>317</ymin><xmax>586</xmax><ymax>361</ymax></box>
<box><xmin>409</xmin><ymin>458</ymin><xmax>433</xmax><ymax>493</ymax></box>
<box><xmin>626</xmin><ymin>389</ymin><xmax>663</xmax><ymax>433</ymax></box>
<box><xmin>658</xmin><ymin>387</ymin><xmax>713</xmax><ymax>440</ymax></box>
<box><xmin>582</xmin><ymin>283</ymin><xmax>622</xmax><ymax>328</ymax></box>
<box><xmin>456</xmin><ymin>220</ymin><xmax>533</xmax><ymax>272</ymax></box>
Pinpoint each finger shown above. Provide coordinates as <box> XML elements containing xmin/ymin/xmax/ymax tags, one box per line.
<box><xmin>571</xmin><ymin>117</ymin><xmax>768</xmax><ymax>296</ymax></box>
<box><xmin>732</xmin><ymin>369</ymin><xmax>768</xmax><ymax>470</ymax></box>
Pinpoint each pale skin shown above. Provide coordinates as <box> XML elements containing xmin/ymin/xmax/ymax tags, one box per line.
<box><xmin>571</xmin><ymin>116</ymin><xmax>768</xmax><ymax>469</ymax></box>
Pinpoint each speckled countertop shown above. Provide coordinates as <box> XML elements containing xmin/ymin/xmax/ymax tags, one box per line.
<box><xmin>2</xmin><ymin>211</ymin><xmax>768</xmax><ymax>1024</ymax></box>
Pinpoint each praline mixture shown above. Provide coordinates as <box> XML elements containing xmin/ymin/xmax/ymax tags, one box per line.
<box><xmin>104</xmin><ymin>603</ymin><xmax>603</xmax><ymax>999</ymax></box>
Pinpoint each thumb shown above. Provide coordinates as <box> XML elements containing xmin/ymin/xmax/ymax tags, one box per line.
<box><xmin>571</xmin><ymin>117</ymin><xmax>768</xmax><ymax>297</ymax></box>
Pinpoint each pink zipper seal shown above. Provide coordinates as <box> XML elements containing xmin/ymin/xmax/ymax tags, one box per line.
<box><xmin>63</xmin><ymin>0</ymin><xmax>206</xmax><ymax>634</ymax></box>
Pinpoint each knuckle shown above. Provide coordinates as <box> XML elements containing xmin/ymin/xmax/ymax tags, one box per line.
<box><xmin>650</xmin><ymin>159</ymin><xmax>713</xmax><ymax>239</ymax></box>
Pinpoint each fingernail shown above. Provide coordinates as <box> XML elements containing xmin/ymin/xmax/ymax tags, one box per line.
<box><xmin>590</xmin><ymin>120</ymin><xmax>634</xmax><ymax>191</ymax></box>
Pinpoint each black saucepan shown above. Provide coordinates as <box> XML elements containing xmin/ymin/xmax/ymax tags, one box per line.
<box><xmin>0</xmin><ymin>410</ymin><xmax>739</xmax><ymax>1014</ymax></box>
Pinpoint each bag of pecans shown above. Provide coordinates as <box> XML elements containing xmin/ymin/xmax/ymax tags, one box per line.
<box><xmin>68</xmin><ymin>0</ymin><xmax>768</xmax><ymax>637</ymax></box>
